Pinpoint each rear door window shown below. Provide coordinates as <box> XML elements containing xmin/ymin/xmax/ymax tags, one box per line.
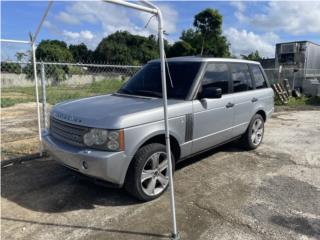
<box><xmin>251</xmin><ymin>64</ymin><xmax>268</xmax><ymax>89</ymax></box>
<box><xmin>201</xmin><ymin>63</ymin><xmax>230</xmax><ymax>94</ymax></box>
<box><xmin>230</xmin><ymin>63</ymin><xmax>254</xmax><ymax>93</ymax></box>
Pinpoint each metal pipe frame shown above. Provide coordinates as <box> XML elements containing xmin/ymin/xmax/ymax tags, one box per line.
<box><xmin>104</xmin><ymin>1</ymin><xmax>179</xmax><ymax>238</ymax></box>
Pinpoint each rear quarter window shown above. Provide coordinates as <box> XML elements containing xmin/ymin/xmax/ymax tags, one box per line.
<box><xmin>251</xmin><ymin>65</ymin><xmax>268</xmax><ymax>89</ymax></box>
<box><xmin>230</xmin><ymin>63</ymin><xmax>254</xmax><ymax>93</ymax></box>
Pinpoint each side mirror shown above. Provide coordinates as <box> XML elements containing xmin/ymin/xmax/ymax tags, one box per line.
<box><xmin>200</xmin><ymin>87</ymin><xmax>222</xmax><ymax>99</ymax></box>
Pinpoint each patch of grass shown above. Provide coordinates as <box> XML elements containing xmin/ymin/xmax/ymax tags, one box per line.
<box><xmin>275</xmin><ymin>96</ymin><xmax>320</xmax><ymax>107</ymax></box>
<box><xmin>1</xmin><ymin>98</ymin><xmax>32</xmax><ymax>108</ymax></box>
<box><xmin>1</xmin><ymin>79</ymin><xmax>124</xmax><ymax>107</ymax></box>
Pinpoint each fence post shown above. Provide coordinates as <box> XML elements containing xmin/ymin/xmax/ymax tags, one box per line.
<box><xmin>40</xmin><ymin>61</ymin><xmax>48</xmax><ymax>129</ymax></box>
<box><xmin>31</xmin><ymin>42</ymin><xmax>43</xmax><ymax>156</ymax></box>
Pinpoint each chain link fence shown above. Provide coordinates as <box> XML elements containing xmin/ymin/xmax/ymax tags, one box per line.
<box><xmin>2</xmin><ymin>50</ymin><xmax>320</xmax><ymax>161</ymax></box>
<box><xmin>1</xmin><ymin>58</ymin><xmax>141</xmax><ymax>161</ymax></box>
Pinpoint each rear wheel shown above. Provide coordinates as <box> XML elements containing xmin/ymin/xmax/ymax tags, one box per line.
<box><xmin>125</xmin><ymin>143</ymin><xmax>174</xmax><ymax>201</ymax></box>
<box><xmin>241</xmin><ymin>114</ymin><xmax>264</xmax><ymax>150</ymax></box>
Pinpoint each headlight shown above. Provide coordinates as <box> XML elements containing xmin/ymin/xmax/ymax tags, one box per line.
<box><xmin>83</xmin><ymin>129</ymin><xmax>124</xmax><ymax>151</ymax></box>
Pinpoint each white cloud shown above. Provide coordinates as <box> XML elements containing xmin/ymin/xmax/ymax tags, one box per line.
<box><xmin>61</xmin><ymin>30</ymin><xmax>96</xmax><ymax>48</ymax></box>
<box><xmin>62</xmin><ymin>30</ymin><xmax>94</xmax><ymax>41</ymax></box>
<box><xmin>55</xmin><ymin>1</ymin><xmax>178</xmax><ymax>42</ymax></box>
<box><xmin>230</xmin><ymin>1</ymin><xmax>246</xmax><ymax>12</ymax></box>
<box><xmin>56</xmin><ymin>12</ymin><xmax>79</xmax><ymax>25</ymax></box>
<box><xmin>224</xmin><ymin>28</ymin><xmax>279</xmax><ymax>58</ymax></box>
<box><xmin>234</xmin><ymin>2</ymin><xmax>320</xmax><ymax>35</ymax></box>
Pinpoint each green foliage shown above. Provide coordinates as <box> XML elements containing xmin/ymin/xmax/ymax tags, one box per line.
<box><xmin>36</xmin><ymin>40</ymin><xmax>73</xmax><ymax>62</ymax></box>
<box><xmin>1</xmin><ymin>62</ymin><xmax>21</xmax><ymax>74</ymax></box>
<box><xmin>1</xmin><ymin>98</ymin><xmax>30</xmax><ymax>108</ymax></box>
<box><xmin>275</xmin><ymin>96</ymin><xmax>320</xmax><ymax>106</ymax></box>
<box><xmin>29</xmin><ymin>40</ymin><xmax>75</xmax><ymax>82</ymax></box>
<box><xmin>180</xmin><ymin>8</ymin><xmax>230</xmax><ymax>57</ymax></box>
<box><xmin>194</xmin><ymin>8</ymin><xmax>223</xmax><ymax>36</ymax></box>
<box><xmin>167</xmin><ymin>41</ymin><xmax>196</xmax><ymax>57</ymax></box>
<box><xmin>241</xmin><ymin>50</ymin><xmax>262</xmax><ymax>61</ymax></box>
<box><xmin>69</xmin><ymin>43</ymin><xmax>93</xmax><ymax>62</ymax></box>
<box><xmin>1</xmin><ymin>79</ymin><xmax>124</xmax><ymax>107</ymax></box>
<box><xmin>94</xmin><ymin>31</ymin><xmax>159</xmax><ymax>64</ymax></box>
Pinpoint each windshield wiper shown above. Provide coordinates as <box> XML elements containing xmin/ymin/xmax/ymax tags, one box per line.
<box><xmin>118</xmin><ymin>88</ymin><xmax>135</xmax><ymax>95</ymax></box>
<box><xmin>132</xmin><ymin>90</ymin><xmax>162</xmax><ymax>98</ymax></box>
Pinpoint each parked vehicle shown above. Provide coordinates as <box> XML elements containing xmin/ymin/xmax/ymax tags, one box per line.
<box><xmin>43</xmin><ymin>57</ymin><xmax>274</xmax><ymax>201</ymax></box>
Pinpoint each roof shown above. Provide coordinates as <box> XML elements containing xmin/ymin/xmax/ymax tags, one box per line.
<box><xmin>276</xmin><ymin>40</ymin><xmax>320</xmax><ymax>47</ymax></box>
<box><xmin>149</xmin><ymin>56</ymin><xmax>260</xmax><ymax>65</ymax></box>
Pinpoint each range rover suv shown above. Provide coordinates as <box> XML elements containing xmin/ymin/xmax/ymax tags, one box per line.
<box><xmin>43</xmin><ymin>57</ymin><xmax>274</xmax><ymax>201</ymax></box>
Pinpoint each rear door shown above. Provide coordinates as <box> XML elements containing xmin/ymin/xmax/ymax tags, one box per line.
<box><xmin>250</xmin><ymin>64</ymin><xmax>274</xmax><ymax>117</ymax></box>
<box><xmin>192</xmin><ymin>62</ymin><xmax>235</xmax><ymax>153</ymax></box>
<box><xmin>230</xmin><ymin>63</ymin><xmax>256</xmax><ymax>136</ymax></box>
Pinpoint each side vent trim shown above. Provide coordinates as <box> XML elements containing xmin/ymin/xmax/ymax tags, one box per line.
<box><xmin>185</xmin><ymin>113</ymin><xmax>193</xmax><ymax>142</ymax></box>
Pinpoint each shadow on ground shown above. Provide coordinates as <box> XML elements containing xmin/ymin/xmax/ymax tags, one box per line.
<box><xmin>1</xmin><ymin>216</ymin><xmax>169</xmax><ymax>239</ymax></box>
<box><xmin>1</xmin><ymin>142</ymin><xmax>242</xmax><ymax>214</ymax></box>
<box><xmin>1</xmin><ymin>158</ymin><xmax>137</xmax><ymax>213</ymax></box>
<box><xmin>270</xmin><ymin>215</ymin><xmax>320</xmax><ymax>237</ymax></box>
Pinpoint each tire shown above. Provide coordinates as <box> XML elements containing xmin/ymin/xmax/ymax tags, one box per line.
<box><xmin>241</xmin><ymin>114</ymin><xmax>265</xmax><ymax>150</ymax></box>
<box><xmin>125</xmin><ymin>143</ymin><xmax>175</xmax><ymax>202</ymax></box>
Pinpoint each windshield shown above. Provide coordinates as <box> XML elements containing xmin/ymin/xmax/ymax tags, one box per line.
<box><xmin>118</xmin><ymin>61</ymin><xmax>202</xmax><ymax>99</ymax></box>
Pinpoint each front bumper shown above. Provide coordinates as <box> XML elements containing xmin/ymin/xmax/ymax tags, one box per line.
<box><xmin>42</xmin><ymin>130</ymin><xmax>132</xmax><ymax>186</ymax></box>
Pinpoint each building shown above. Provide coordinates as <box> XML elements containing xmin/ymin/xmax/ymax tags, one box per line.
<box><xmin>275</xmin><ymin>41</ymin><xmax>320</xmax><ymax>96</ymax></box>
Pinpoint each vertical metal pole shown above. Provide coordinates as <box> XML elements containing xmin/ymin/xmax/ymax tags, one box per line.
<box><xmin>32</xmin><ymin>42</ymin><xmax>43</xmax><ymax>155</ymax></box>
<box><xmin>157</xmin><ymin>10</ymin><xmax>179</xmax><ymax>240</ymax></box>
<box><xmin>40</xmin><ymin>61</ymin><xmax>48</xmax><ymax>129</ymax></box>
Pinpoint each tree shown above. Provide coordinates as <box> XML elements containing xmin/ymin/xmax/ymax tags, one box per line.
<box><xmin>167</xmin><ymin>41</ymin><xmax>196</xmax><ymax>57</ymax></box>
<box><xmin>36</xmin><ymin>40</ymin><xmax>73</xmax><ymax>62</ymax></box>
<box><xmin>241</xmin><ymin>50</ymin><xmax>262</xmax><ymax>61</ymax></box>
<box><xmin>180</xmin><ymin>8</ymin><xmax>230</xmax><ymax>57</ymax></box>
<box><xmin>69</xmin><ymin>43</ymin><xmax>93</xmax><ymax>63</ymax></box>
<box><xmin>24</xmin><ymin>40</ymin><xmax>74</xmax><ymax>82</ymax></box>
<box><xmin>0</xmin><ymin>62</ymin><xmax>21</xmax><ymax>74</ymax></box>
<box><xmin>94</xmin><ymin>31</ymin><xmax>159</xmax><ymax>65</ymax></box>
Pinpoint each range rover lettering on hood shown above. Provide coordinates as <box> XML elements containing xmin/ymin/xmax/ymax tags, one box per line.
<box><xmin>53</xmin><ymin>111</ymin><xmax>83</xmax><ymax>124</ymax></box>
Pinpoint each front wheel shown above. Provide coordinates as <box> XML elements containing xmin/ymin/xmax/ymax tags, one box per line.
<box><xmin>125</xmin><ymin>143</ymin><xmax>174</xmax><ymax>201</ymax></box>
<box><xmin>241</xmin><ymin>114</ymin><xmax>265</xmax><ymax>150</ymax></box>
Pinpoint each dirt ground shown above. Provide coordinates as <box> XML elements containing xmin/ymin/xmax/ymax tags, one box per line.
<box><xmin>1</xmin><ymin>103</ymin><xmax>41</xmax><ymax>160</ymax></box>
<box><xmin>1</xmin><ymin>110</ymin><xmax>320</xmax><ymax>240</ymax></box>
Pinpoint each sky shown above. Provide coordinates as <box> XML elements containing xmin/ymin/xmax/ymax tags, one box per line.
<box><xmin>1</xmin><ymin>0</ymin><xmax>320</xmax><ymax>60</ymax></box>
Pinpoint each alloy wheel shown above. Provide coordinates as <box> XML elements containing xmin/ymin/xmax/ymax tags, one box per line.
<box><xmin>251</xmin><ymin>118</ymin><xmax>264</xmax><ymax>146</ymax></box>
<box><xmin>141</xmin><ymin>151</ymin><xmax>169</xmax><ymax>196</ymax></box>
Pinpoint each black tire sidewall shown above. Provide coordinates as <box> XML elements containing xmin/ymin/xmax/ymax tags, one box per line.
<box><xmin>126</xmin><ymin>143</ymin><xmax>175</xmax><ymax>201</ymax></box>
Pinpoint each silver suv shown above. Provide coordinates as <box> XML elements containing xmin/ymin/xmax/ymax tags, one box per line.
<box><xmin>43</xmin><ymin>57</ymin><xmax>274</xmax><ymax>201</ymax></box>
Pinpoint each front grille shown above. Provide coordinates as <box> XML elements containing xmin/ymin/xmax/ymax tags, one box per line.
<box><xmin>50</xmin><ymin>117</ymin><xmax>89</xmax><ymax>147</ymax></box>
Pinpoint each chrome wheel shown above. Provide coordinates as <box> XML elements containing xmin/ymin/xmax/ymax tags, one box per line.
<box><xmin>141</xmin><ymin>151</ymin><xmax>169</xmax><ymax>196</ymax></box>
<box><xmin>251</xmin><ymin>118</ymin><xmax>264</xmax><ymax>146</ymax></box>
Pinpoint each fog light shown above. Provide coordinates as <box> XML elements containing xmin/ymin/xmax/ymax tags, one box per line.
<box><xmin>82</xmin><ymin>161</ymin><xmax>88</xmax><ymax>170</ymax></box>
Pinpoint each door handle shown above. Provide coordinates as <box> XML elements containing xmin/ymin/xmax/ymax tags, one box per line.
<box><xmin>251</xmin><ymin>97</ymin><xmax>258</xmax><ymax>103</ymax></box>
<box><xmin>226</xmin><ymin>102</ymin><xmax>234</xmax><ymax>108</ymax></box>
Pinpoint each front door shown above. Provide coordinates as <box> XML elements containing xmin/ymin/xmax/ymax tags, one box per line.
<box><xmin>192</xmin><ymin>62</ymin><xmax>235</xmax><ymax>153</ymax></box>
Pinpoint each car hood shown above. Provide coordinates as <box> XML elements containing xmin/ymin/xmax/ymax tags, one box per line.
<box><xmin>51</xmin><ymin>94</ymin><xmax>186</xmax><ymax>129</ymax></box>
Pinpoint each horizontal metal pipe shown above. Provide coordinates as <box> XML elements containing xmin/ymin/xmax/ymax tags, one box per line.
<box><xmin>0</xmin><ymin>39</ymin><xmax>31</xmax><ymax>44</ymax></box>
<box><xmin>103</xmin><ymin>0</ymin><xmax>157</xmax><ymax>14</ymax></box>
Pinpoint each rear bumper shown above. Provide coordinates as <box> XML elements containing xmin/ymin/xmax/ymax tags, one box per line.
<box><xmin>42</xmin><ymin>130</ymin><xmax>132</xmax><ymax>186</ymax></box>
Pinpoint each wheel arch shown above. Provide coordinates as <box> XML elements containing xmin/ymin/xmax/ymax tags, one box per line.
<box><xmin>255</xmin><ymin>109</ymin><xmax>267</xmax><ymax>122</ymax></box>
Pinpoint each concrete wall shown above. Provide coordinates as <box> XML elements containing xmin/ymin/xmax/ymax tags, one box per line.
<box><xmin>1</xmin><ymin>73</ymin><xmax>123</xmax><ymax>88</ymax></box>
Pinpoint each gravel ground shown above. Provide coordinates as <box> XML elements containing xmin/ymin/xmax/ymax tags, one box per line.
<box><xmin>1</xmin><ymin>110</ymin><xmax>320</xmax><ymax>240</ymax></box>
